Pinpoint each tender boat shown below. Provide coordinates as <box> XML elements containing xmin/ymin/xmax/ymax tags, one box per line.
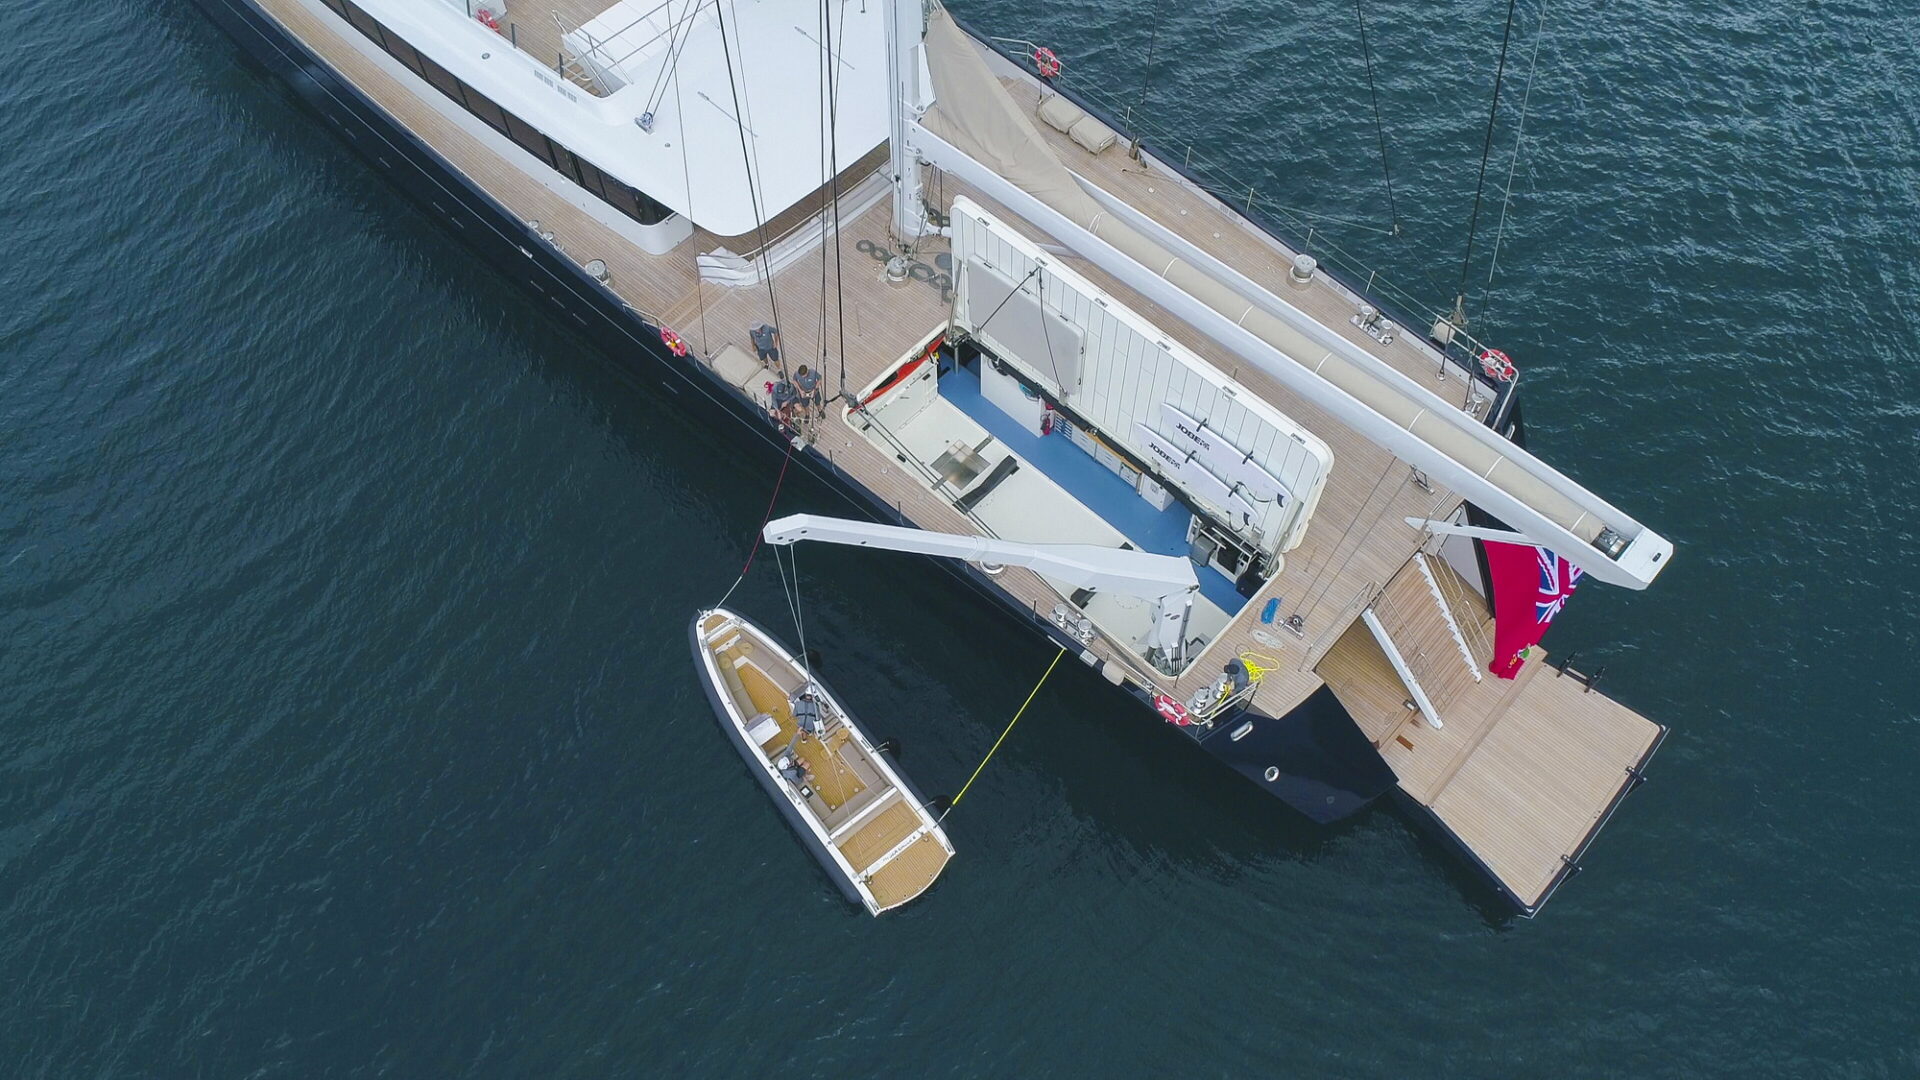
<box><xmin>691</xmin><ymin>608</ymin><xmax>953</xmax><ymax>915</ymax></box>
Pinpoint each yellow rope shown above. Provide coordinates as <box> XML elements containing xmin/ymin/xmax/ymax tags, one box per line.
<box><xmin>1239</xmin><ymin>651</ymin><xmax>1281</xmax><ymax>682</ymax></box>
<box><xmin>941</xmin><ymin>646</ymin><xmax>1067</xmax><ymax>819</ymax></box>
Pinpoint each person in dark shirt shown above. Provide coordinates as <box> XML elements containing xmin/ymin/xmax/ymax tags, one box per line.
<box><xmin>770</xmin><ymin>378</ymin><xmax>799</xmax><ymax>425</ymax></box>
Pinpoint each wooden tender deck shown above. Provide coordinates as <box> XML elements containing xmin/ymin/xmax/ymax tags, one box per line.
<box><xmin>258</xmin><ymin>0</ymin><xmax>1659</xmax><ymax>911</ymax></box>
<box><xmin>700</xmin><ymin>610</ymin><xmax>951</xmax><ymax>912</ymax></box>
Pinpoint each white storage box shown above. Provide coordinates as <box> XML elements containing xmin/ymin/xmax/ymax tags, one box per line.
<box><xmin>1137</xmin><ymin>474</ymin><xmax>1176</xmax><ymax>511</ymax></box>
<box><xmin>746</xmin><ymin>712</ymin><xmax>782</xmax><ymax>747</ymax></box>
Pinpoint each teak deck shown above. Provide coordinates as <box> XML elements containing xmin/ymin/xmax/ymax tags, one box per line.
<box><xmin>255</xmin><ymin>0</ymin><xmax>1662</xmax><ymax>912</ymax></box>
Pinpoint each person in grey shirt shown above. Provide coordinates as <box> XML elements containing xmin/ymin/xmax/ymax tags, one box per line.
<box><xmin>793</xmin><ymin>364</ymin><xmax>822</xmax><ymax>417</ymax></box>
<box><xmin>792</xmin><ymin>691</ymin><xmax>823</xmax><ymax>735</ymax></box>
<box><xmin>750</xmin><ymin>323</ymin><xmax>780</xmax><ymax>366</ymax></box>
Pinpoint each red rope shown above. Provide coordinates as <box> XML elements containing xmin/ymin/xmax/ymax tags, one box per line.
<box><xmin>738</xmin><ymin>437</ymin><xmax>796</xmax><ymax>577</ymax></box>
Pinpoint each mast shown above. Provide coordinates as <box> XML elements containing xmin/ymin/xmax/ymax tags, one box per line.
<box><xmin>884</xmin><ymin>0</ymin><xmax>929</xmax><ymax>242</ymax></box>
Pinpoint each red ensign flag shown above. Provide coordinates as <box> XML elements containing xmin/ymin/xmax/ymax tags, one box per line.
<box><xmin>1485</xmin><ymin>541</ymin><xmax>1583</xmax><ymax>679</ymax></box>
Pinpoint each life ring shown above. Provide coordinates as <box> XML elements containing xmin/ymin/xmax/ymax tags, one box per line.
<box><xmin>1153</xmin><ymin>693</ymin><xmax>1193</xmax><ymax>727</ymax></box>
<box><xmin>659</xmin><ymin>326</ymin><xmax>689</xmax><ymax>357</ymax></box>
<box><xmin>475</xmin><ymin>8</ymin><xmax>501</xmax><ymax>30</ymax></box>
<box><xmin>1033</xmin><ymin>47</ymin><xmax>1063</xmax><ymax>79</ymax></box>
<box><xmin>1479</xmin><ymin>348</ymin><xmax>1516</xmax><ymax>382</ymax></box>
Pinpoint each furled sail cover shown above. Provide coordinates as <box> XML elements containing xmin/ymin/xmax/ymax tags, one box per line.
<box><xmin>916</xmin><ymin>8</ymin><xmax>1104</xmax><ymax>224</ymax></box>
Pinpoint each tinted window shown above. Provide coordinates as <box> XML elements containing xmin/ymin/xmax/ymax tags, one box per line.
<box><xmin>634</xmin><ymin>190</ymin><xmax>671</xmax><ymax>225</ymax></box>
<box><xmin>549</xmin><ymin>146</ymin><xmax>584</xmax><ymax>186</ymax></box>
<box><xmin>504</xmin><ymin>114</ymin><xmax>555</xmax><ymax>166</ymax></box>
<box><xmin>460</xmin><ymin>85</ymin><xmax>511</xmax><ymax>134</ymax></box>
<box><xmin>416</xmin><ymin>55</ymin><xmax>464</xmax><ymax>101</ymax></box>
<box><xmin>320</xmin><ymin>0</ymin><xmax>348</xmax><ymax>16</ymax></box>
<box><xmin>572</xmin><ymin>158</ymin><xmax>610</xmax><ymax>200</ymax></box>
<box><xmin>599</xmin><ymin>181</ymin><xmax>646</xmax><ymax>222</ymax></box>
<box><xmin>378</xmin><ymin>30</ymin><xmax>425</xmax><ymax>75</ymax></box>
<box><xmin>344</xmin><ymin>3</ymin><xmax>382</xmax><ymax>40</ymax></box>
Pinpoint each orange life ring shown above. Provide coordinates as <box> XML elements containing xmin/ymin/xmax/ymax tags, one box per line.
<box><xmin>475</xmin><ymin>8</ymin><xmax>501</xmax><ymax>30</ymax></box>
<box><xmin>659</xmin><ymin>326</ymin><xmax>689</xmax><ymax>357</ymax></box>
<box><xmin>1153</xmin><ymin>694</ymin><xmax>1193</xmax><ymax>727</ymax></box>
<box><xmin>1479</xmin><ymin>348</ymin><xmax>1516</xmax><ymax>382</ymax></box>
<box><xmin>1033</xmin><ymin>47</ymin><xmax>1063</xmax><ymax>79</ymax></box>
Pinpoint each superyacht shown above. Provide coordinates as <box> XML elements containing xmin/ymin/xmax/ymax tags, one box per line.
<box><xmin>189</xmin><ymin>0</ymin><xmax>1673</xmax><ymax>914</ymax></box>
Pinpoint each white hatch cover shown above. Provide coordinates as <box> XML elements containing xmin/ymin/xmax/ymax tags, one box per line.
<box><xmin>950</xmin><ymin>197</ymin><xmax>1332</xmax><ymax>555</ymax></box>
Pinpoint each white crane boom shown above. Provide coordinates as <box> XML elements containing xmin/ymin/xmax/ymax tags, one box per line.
<box><xmin>763</xmin><ymin>514</ymin><xmax>1199</xmax><ymax>599</ymax></box>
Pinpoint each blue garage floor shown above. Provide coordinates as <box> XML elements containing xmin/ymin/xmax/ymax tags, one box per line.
<box><xmin>941</xmin><ymin>362</ymin><xmax>1248</xmax><ymax>614</ymax></box>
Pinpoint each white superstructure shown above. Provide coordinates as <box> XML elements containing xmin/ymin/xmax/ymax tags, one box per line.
<box><xmin>355</xmin><ymin>0</ymin><xmax>890</xmax><ymax>235</ymax></box>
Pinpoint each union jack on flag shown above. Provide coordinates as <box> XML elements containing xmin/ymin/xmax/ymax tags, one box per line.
<box><xmin>1536</xmin><ymin>548</ymin><xmax>1584</xmax><ymax>624</ymax></box>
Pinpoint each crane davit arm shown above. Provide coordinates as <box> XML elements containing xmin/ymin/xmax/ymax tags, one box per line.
<box><xmin>763</xmin><ymin>514</ymin><xmax>1198</xmax><ymax>598</ymax></box>
<box><xmin>762</xmin><ymin>514</ymin><xmax>1201</xmax><ymax>666</ymax></box>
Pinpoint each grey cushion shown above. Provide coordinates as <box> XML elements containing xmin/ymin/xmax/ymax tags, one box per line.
<box><xmin>1036</xmin><ymin>91</ymin><xmax>1086</xmax><ymax>134</ymax></box>
<box><xmin>712</xmin><ymin>343</ymin><xmax>773</xmax><ymax>407</ymax></box>
<box><xmin>1069</xmin><ymin>114</ymin><xmax>1118</xmax><ymax>154</ymax></box>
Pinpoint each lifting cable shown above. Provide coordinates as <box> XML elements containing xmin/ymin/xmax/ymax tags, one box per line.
<box><xmin>1353</xmin><ymin>0</ymin><xmax>1401</xmax><ymax>236</ymax></box>
<box><xmin>937</xmin><ymin>645</ymin><xmax>1067</xmax><ymax>822</ymax></box>
<box><xmin>1453</xmin><ymin>0</ymin><xmax>1524</xmax><ymax>326</ymax></box>
<box><xmin>773</xmin><ymin>542</ymin><xmax>860</xmax><ymax>796</ymax></box>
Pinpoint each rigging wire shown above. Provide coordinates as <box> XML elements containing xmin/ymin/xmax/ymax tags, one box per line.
<box><xmin>937</xmin><ymin>645</ymin><xmax>1067</xmax><ymax>823</ymax></box>
<box><xmin>1289</xmin><ymin>448</ymin><xmax>1407</xmax><ymax>626</ymax></box>
<box><xmin>668</xmin><ymin>62</ymin><xmax>711</xmax><ymax>354</ymax></box>
<box><xmin>972</xmin><ymin>264</ymin><xmax>1046</xmax><ymax>336</ymax></box>
<box><xmin>815</xmin><ymin>0</ymin><xmax>834</xmax><ymax>378</ymax></box>
<box><xmin>826</xmin><ymin>0</ymin><xmax>852</xmax><ymax>402</ymax></box>
<box><xmin>1128</xmin><ymin>0</ymin><xmax>1164</xmax><ymax>135</ymax></box>
<box><xmin>713</xmin><ymin>0</ymin><xmax>785</xmax><ymax>374</ymax></box>
<box><xmin>1488</xmin><ymin>0</ymin><xmax>1550</xmax><ymax>284</ymax></box>
<box><xmin>1453</xmin><ymin>0</ymin><xmax>1525</xmax><ymax>325</ymax></box>
<box><xmin>1353</xmin><ymin>0</ymin><xmax>1401</xmax><ymax>236</ymax></box>
<box><xmin>639</xmin><ymin>0</ymin><xmax>707</xmax><ymax>124</ymax></box>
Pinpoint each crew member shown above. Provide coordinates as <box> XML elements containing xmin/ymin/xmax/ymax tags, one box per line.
<box><xmin>793</xmin><ymin>364</ymin><xmax>822</xmax><ymax>418</ymax></box>
<box><xmin>750</xmin><ymin>323</ymin><xmax>781</xmax><ymax>366</ymax></box>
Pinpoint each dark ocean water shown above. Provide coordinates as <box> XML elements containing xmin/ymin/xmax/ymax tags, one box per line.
<box><xmin>3</xmin><ymin>0</ymin><xmax>1917</xmax><ymax>1075</ymax></box>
